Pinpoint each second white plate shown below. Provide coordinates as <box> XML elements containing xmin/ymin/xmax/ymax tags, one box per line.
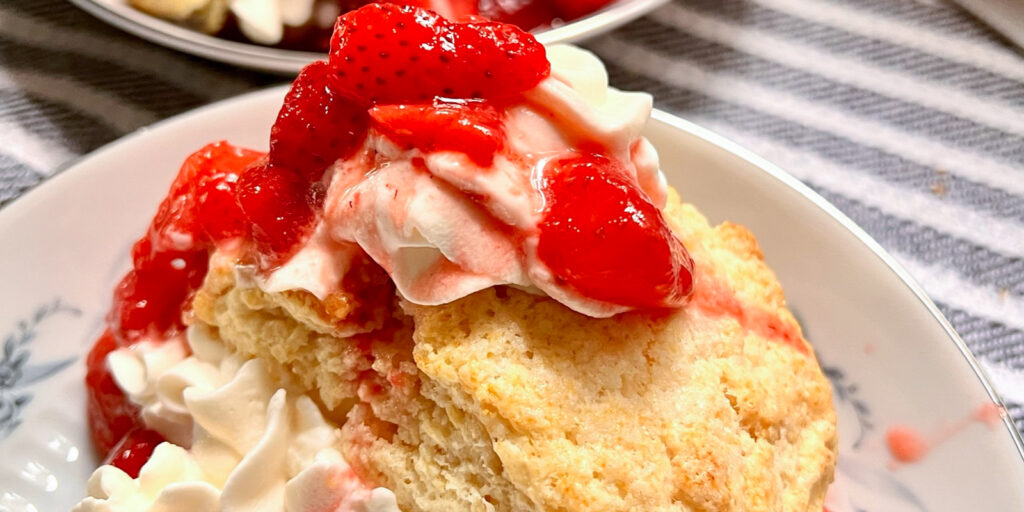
<box><xmin>67</xmin><ymin>0</ymin><xmax>668</xmax><ymax>74</ymax></box>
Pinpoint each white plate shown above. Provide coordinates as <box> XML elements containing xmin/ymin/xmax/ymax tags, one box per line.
<box><xmin>0</xmin><ymin>87</ymin><xmax>1022</xmax><ymax>511</ymax></box>
<box><xmin>67</xmin><ymin>0</ymin><xmax>669</xmax><ymax>74</ymax></box>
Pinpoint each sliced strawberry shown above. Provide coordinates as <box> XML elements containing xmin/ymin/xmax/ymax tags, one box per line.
<box><xmin>369</xmin><ymin>100</ymin><xmax>504</xmax><ymax>165</ymax></box>
<box><xmin>270</xmin><ymin>61</ymin><xmax>369</xmax><ymax>180</ymax></box>
<box><xmin>104</xmin><ymin>428</ymin><xmax>166</xmax><ymax>479</ymax></box>
<box><xmin>162</xmin><ymin>142</ymin><xmax>264</xmax><ymax>213</ymax></box>
<box><xmin>456</xmin><ymin>19</ymin><xmax>550</xmax><ymax>94</ymax></box>
<box><xmin>537</xmin><ymin>153</ymin><xmax>694</xmax><ymax>308</ymax></box>
<box><xmin>236</xmin><ymin>162</ymin><xmax>316</xmax><ymax>266</ymax></box>
<box><xmin>86</xmin><ymin>330</ymin><xmax>142</xmax><ymax>458</ymax></box>
<box><xmin>193</xmin><ymin>169</ymin><xmax>247</xmax><ymax>242</ymax></box>
<box><xmin>328</xmin><ymin>3</ymin><xmax>549</xmax><ymax>104</ymax></box>
<box><xmin>151</xmin><ymin>141</ymin><xmax>263</xmax><ymax>247</ymax></box>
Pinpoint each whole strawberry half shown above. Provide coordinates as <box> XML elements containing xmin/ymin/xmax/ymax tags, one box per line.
<box><xmin>328</xmin><ymin>3</ymin><xmax>549</xmax><ymax>104</ymax></box>
<box><xmin>270</xmin><ymin>61</ymin><xmax>369</xmax><ymax>181</ymax></box>
<box><xmin>537</xmin><ymin>153</ymin><xmax>695</xmax><ymax>309</ymax></box>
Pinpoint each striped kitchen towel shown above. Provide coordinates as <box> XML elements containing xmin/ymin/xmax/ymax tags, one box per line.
<box><xmin>1</xmin><ymin>0</ymin><xmax>1023</xmax><ymax>434</ymax></box>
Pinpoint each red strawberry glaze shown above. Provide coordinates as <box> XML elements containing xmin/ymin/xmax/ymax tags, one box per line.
<box><xmin>537</xmin><ymin>153</ymin><xmax>695</xmax><ymax>309</ymax></box>
<box><xmin>885</xmin><ymin>403</ymin><xmax>1004</xmax><ymax>467</ymax></box>
<box><xmin>87</xmin><ymin>142</ymin><xmax>263</xmax><ymax>466</ymax></box>
<box><xmin>112</xmin><ymin>142</ymin><xmax>264</xmax><ymax>343</ymax></box>
<box><xmin>369</xmin><ymin>100</ymin><xmax>504</xmax><ymax>166</ymax></box>
<box><xmin>236</xmin><ymin>160</ymin><xmax>319</xmax><ymax>268</ymax></box>
<box><xmin>690</xmin><ymin>274</ymin><xmax>806</xmax><ymax>353</ymax></box>
<box><xmin>886</xmin><ymin>426</ymin><xmax>929</xmax><ymax>464</ymax></box>
<box><xmin>86</xmin><ymin>330</ymin><xmax>141</xmax><ymax>458</ymax></box>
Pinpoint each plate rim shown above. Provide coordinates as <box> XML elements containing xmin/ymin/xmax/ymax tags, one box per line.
<box><xmin>4</xmin><ymin>85</ymin><xmax>1021</xmax><ymax>468</ymax></box>
<box><xmin>65</xmin><ymin>0</ymin><xmax>670</xmax><ymax>74</ymax></box>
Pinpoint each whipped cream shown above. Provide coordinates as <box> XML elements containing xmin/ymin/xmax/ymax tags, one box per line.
<box><xmin>263</xmin><ymin>45</ymin><xmax>667</xmax><ymax>317</ymax></box>
<box><xmin>74</xmin><ymin>325</ymin><xmax>398</xmax><ymax>512</ymax></box>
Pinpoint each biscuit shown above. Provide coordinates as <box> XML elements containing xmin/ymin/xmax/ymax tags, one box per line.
<box><xmin>191</xmin><ymin>188</ymin><xmax>837</xmax><ymax>511</ymax></box>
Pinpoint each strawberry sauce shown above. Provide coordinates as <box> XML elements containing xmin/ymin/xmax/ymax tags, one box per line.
<box><xmin>86</xmin><ymin>142</ymin><xmax>263</xmax><ymax>472</ymax></box>
<box><xmin>536</xmin><ymin>153</ymin><xmax>694</xmax><ymax>309</ymax></box>
<box><xmin>886</xmin><ymin>403</ymin><xmax>1006</xmax><ymax>466</ymax></box>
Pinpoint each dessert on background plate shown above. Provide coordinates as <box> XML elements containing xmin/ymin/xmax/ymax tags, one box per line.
<box><xmin>75</xmin><ymin>4</ymin><xmax>838</xmax><ymax>511</ymax></box>
<box><xmin>126</xmin><ymin>0</ymin><xmax>616</xmax><ymax>51</ymax></box>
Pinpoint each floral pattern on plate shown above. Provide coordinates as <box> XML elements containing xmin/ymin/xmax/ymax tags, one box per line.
<box><xmin>822</xmin><ymin>361</ymin><xmax>929</xmax><ymax>512</ymax></box>
<box><xmin>0</xmin><ymin>299</ymin><xmax>80</xmax><ymax>441</ymax></box>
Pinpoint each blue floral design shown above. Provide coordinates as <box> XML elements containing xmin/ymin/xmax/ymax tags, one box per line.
<box><xmin>823</xmin><ymin>363</ymin><xmax>928</xmax><ymax>512</ymax></box>
<box><xmin>0</xmin><ymin>299</ymin><xmax>81</xmax><ymax>440</ymax></box>
<box><xmin>823</xmin><ymin>364</ymin><xmax>874</xmax><ymax>449</ymax></box>
<box><xmin>795</xmin><ymin>306</ymin><xmax>927</xmax><ymax>512</ymax></box>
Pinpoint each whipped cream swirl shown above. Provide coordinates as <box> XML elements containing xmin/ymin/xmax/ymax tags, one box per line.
<box><xmin>73</xmin><ymin>325</ymin><xmax>398</xmax><ymax>512</ymax></box>
<box><xmin>261</xmin><ymin>45</ymin><xmax>667</xmax><ymax>317</ymax></box>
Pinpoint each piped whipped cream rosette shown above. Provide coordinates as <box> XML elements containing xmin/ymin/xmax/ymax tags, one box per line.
<box><xmin>75</xmin><ymin>325</ymin><xmax>399</xmax><ymax>512</ymax></box>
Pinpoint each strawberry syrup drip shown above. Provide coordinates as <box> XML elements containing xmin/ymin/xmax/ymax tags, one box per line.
<box><xmin>690</xmin><ymin>275</ymin><xmax>807</xmax><ymax>353</ymax></box>
<box><xmin>536</xmin><ymin>153</ymin><xmax>694</xmax><ymax>309</ymax></box>
<box><xmin>886</xmin><ymin>402</ymin><xmax>1005</xmax><ymax>467</ymax></box>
